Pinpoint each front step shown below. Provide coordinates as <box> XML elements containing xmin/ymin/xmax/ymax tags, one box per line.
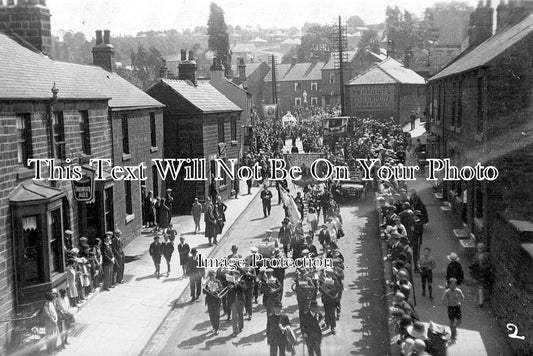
<box><xmin>453</xmin><ymin>229</ymin><xmax>470</xmax><ymax>240</ymax></box>
<box><xmin>434</xmin><ymin>192</ymin><xmax>443</xmax><ymax>200</ymax></box>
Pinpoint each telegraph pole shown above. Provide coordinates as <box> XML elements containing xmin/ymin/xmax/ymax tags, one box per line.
<box><xmin>333</xmin><ymin>16</ymin><xmax>348</xmax><ymax>116</ymax></box>
<box><xmin>270</xmin><ymin>55</ymin><xmax>278</xmax><ymax>119</ymax></box>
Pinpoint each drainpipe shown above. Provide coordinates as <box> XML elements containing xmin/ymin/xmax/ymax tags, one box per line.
<box><xmin>48</xmin><ymin>83</ymin><xmax>59</xmax><ymax>159</ymax></box>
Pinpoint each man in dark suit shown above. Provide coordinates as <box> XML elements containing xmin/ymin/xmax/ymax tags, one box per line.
<box><xmin>226</xmin><ymin>270</ymin><xmax>247</xmax><ymax>337</ymax></box>
<box><xmin>112</xmin><ymin>230</ymin><xmax>125</xmax><ymax>284</ymax></box>
<box><xmin>278</xmin><ymin>219</ymin><xmax>292</xmax><ymax>257</ymax></box>
<box><xmin>261</xmin><ymin>186</ymin><xmax>273</xmax><ymax>217</ymax></box>
<box><xmin>317</xmin><ymin>225</ymin><xmax>331</xmax><ymax>250</ymax></box>
<box><xmin>149</xmin><ymin>235</ymin><xmax>163</xmax><ymax>279</ymax></box>
<box><xmin>300</xmin><ymin>300</ymin><xmax>323</xmax><ymax>356</ymax></box>
<box><xmin>186</xmin><ymin>248</ymin><xmax>204</xmax><ymax>301</ymax></box>
<box><xmin>266</xmin><ymin>302</ymin><xmax>291</xmax><ymax>356</ymax></box>
<box><xmin>165</xmin><ymin>188</ymin><xmax>174</xmax><ymax>224</ymax></box>
<box><xmin>101</xmin><ymin>232</ymin><xmax>115</xmax><ymax>291</ymax></box>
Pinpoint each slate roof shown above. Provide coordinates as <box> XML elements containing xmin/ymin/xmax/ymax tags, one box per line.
<box><xmin>322</xmin><ymin>51</ymin><xmax>358</xmax><ymax>70</ymax></box>
<box><xmin>155</xmin><ymin>79</ymin><xmax>242</xmax><ymax>113</ymax></box>
<box><xmin>347</xmin><ymin>58</ymin><xmax>426</xmax><ymax>85</ymax></box>
<box><xmin>230</xmin><ymin>62</ymin><xmax>265</xmax><ymax>78</ymax></box>
<box><xmin>265</xmin><ymin>62</ymin><xmax>326</xmax><ymax>82</ymax></box>
<box><xmin>9</xmin><ymin>181</ymin><xmax>64</xmax><ymax>204</ymax></box>
<box><xmin>430</xmin><ymin>14</ymin><xmax>533</xmax><ymax>81</ymax></box>
<box><xmin>0</xmin><ymin>33</ymin><xmax>163</xmax><ymax>109</ymax></box>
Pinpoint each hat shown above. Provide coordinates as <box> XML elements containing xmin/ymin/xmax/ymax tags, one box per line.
<box><xmin>153</xmin><ymin>235</ymin><xmax>160</xmax><ymax>240</ymax></box>
<box><xmin>265</xmin><ymin>268</ymin><xmax>274</xmax><ymax>273</ymax></box>
<box><xmin>407</xmin><ymin>322</ymin><xmax>428</xmax><ymax>340</ymax></box>
<box><xmin>265</xmin><ymin>229</ymin><xmax>272</xmax><ymax>234</ymax></box>
<box><xmin>447</xmin><ymin>252</ymin><xmax>459</xmax><ymax>261</ymax></box>
<box><xmin>71</xmin><ymin>247</ymin><xmax>80</xmax><ymax>254</ymax></box>
<box><xmin>64</xmin><ymin>230</ymin><xmax>73</xmax><ymax>235</ymax></box>
<box><xmin>166</xmin><ymin>188</ymin><xmax>172</xmax><ymax>192</ymax></box>
<box><xmin>302</xmin><ymin>249</ymin><xmax>310</xmax><ymax>254</ymax></box>
<box><xmin>282</xmin><ymin>220</ymin><xmax>288</xmax><ymax>224</ymax></box>
<box><xmin>250</xmin><ymin>246</ymin><xmax>258</xmax><ymax>253</ymax></box>
<box><xmin>105</xmin><ymin>231</ymin><xmax>113</xmax><ymax>236</ymax></box>
<box><xmin>231</xmin><ymin>245</ymin><xmax>238</xmax><ymax>251</ymax></box>
<box><xmin>310</xmin><ymin>300</ymin><xmax>318</xmax><ymax>308</ymax></box>
<box><xmin>413</xmin><ymin>339</ymin><xmax>427</xmax><ymax>352</ymax></box>
<box><xmin>394</xmin><ymin>292</ymin><xmax>405</xmax><ymax>302</ymax></box>
<box><xmin>79</xmin><ymin>237</ymin><xmax>89</xmax><ymax>245</ymax></box>
<box><xmin>51</xmin><ymin>288</ymin><xmax>58</xmax><ymax>295</ymax></box>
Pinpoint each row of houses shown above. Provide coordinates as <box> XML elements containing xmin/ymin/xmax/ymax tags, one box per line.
<box><xmin>0</xmin><ymin>1</ymin><xmax>247</xmax><ymax>352</ymax></box>
<box><xmin>426</xmin><ymin>1</ymin><xmax>533</xmax><ymax>354</ymax></box>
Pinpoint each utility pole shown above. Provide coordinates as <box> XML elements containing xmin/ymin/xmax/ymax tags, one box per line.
<box><xmin>270</xmin><ymin>55</ymin><xmax>278</xmax><ymax>119</ymax></box>
<box><xmin>333</xmin><ymin>16</ymin><xmax>348</xmax><ymax>116</ymax></box>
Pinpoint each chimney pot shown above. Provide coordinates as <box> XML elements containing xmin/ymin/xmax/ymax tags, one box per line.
<box><xmin>291</xmin><ymin>56</ymin><xmax>297</xmax><ymax>65</ymax></box>
<box><xmin>486</xmin><ymin>0</ymin><xmax>492</xmax><ymax>7</ymax></box>
<box><xmin>103</xmin><ymin>30</ymin><xmax>110</xmax><ymax>44</ymax></box>
<box><xmin>181</xmin><ymin>49</ymin><xmax>186</xmax><ymax>61</ymax></box>
<box><xmin>39</xmin><ymin>0</ymin><xmax>47</xmax><ymax>5</ymax></box>
<box><xmin>95</xmin><ymin>30</ymin><xmax>103</xmax><ymax>45</ymax></box>
<box><xmin>188</xmin><ymin>50</ymin><xmax>194</xmax><ymax>61</ymax></box>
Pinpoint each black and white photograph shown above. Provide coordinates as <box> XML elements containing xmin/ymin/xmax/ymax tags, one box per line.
<box><xmin>0</xmin><ymin>0</ymin><xmax>532</xmax><ymax>355</ymax></box>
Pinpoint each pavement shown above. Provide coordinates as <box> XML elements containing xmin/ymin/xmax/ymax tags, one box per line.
<box><xmin>142</xmin><ymin>182</ymin><xmax>390</xmax><ymax>355</ymax></box>
<box><xmin>53</xmin><ymin>180</ymin><xmax>261</xmax><ymax>356</ymax></box>
<box><xmin>402</xmin><ymin>163</ymin><xmax>511</xmax><ymax>355</ymax></box>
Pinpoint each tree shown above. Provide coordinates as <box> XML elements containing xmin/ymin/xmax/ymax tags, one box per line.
<box><xmin>297</xmin><ymin>24</ymin><xmax>334</xmax><ymax>62</ymax></box>
<box><xmin>347</xmin><ymin>15</ymin><xmax>365</xmax><ymax>33</ymax></box>
<box><xmin>357</xmin><ymin>29</ymin><xmax>378</xmax><ymax>52</ymax></box>
<box><xmin>207</xmin><ymin>3</ymin><xmax>232</xmax><ymax>77</ymax></box>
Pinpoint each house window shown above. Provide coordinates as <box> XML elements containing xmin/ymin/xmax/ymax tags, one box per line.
<box><xmin>150</xmin><ymin>112</ymin><xmax>157</xmax><ymax>148</ymax></box>
<box><xmin>477</xmin><ymin>77</ymin><xmax>484</xmax><ymax>134</ymax></box>
<box><xmin>218</xmin><ymin>117</ymin><xmax>225</xmax><ymax>142</ymax></box>
<box><xmin>457</xmin><ymin>80</ymin><xmax>463</xmax><ymax>128</ymax></box>
<box><xmin>22</xmin><ymin>215</ymin><xmax>43</xmax><ymax>284</ymax></box>
<box><xmin>152</xmin><ymin>165</ymin><xmax>159</xmax><ymax>197</ymax></box>
<box><xmin>294</xmin><ymin>83</ymin><xmax>299</xmax><ymax>91</ymax></box>
<box><xmin>329</xmin><ymin>73</ymin><xmax>335</xmax><ymax>84</ymax></box>
<box><xmin>231</xmin><ymin>117</ymin><xmax>237</xmax><ymax>141</ymax></box>
<box><xmin>451</xmin><ymin>81</ymin><xmax>456</xmax><ymax>126</ymax></box>
<box><xmin>311</xmin><ymin>82</ymin><xmax>318</xmax><ymax>91</ymax></box>
<box><xmin>50</xmin><ymin>208</ymin><xmax>63</xmax><ymax>274</ymax></box>
<box><xmin>104</xmin><ymin>187</ymin><xmax>114</xmax><ymax>232</ymax></box>
<box><xmin>310</xmin><ymin>97</ymin><xmax>318</xmax><ymax>106</ymax></box>
<box><xmin>125</xmin><ymin>180</ymin><xmax>133</xmax><ymax>215</ymax></box>
<box><xmin>16</xmin><ymin>113</ymin><xmax>32</xmax><ymax>166</ymax></box>
<box><xmin>53</xmin><ymin>112</ymin><xmax>66</xmax><ymax>161</ymax></box>
<box><xmin>295</xmin><ymin>97</ymin><xmax>302</xmax><ymax>107</ymax></box>
<box><xmin>121</xmin><ymin>114</ymin><xmax>129</xmax><ymax>154</ymax></box>
<box><xmin>79</xmin><ymin>111</ymin><xmax>91</xmax><ymax>155</ymax></box>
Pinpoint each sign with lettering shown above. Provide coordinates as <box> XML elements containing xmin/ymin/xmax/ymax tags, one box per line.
<box><xmin>72</xmin><ymin>166</ymin><xmax>95</xmax><ymax>202</ymax></box>
<box><xmin>349</xmin><ymin>84</ymin><xmax>396</xmax><ymax>111</ymax></box>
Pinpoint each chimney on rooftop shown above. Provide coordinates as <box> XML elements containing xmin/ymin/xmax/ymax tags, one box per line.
<box><xmin>497</xmin><ymin>0</ymin><xmax>533</xmax><ymax>32</ymax></box>
<box><xmin>159</xmin><ymin>59</ymin><xmax>168</xmax><ymax>79</ymax></box>
<box><xmin>92</xmin><ymin>29</ymin><xmax>114</xmax><ymax>71</ymax></box>
<box><xmin>238</xmin><ymin>57</ymin><xmax>246</xmax><ymax>83</ymax></box>
<box><xmin>210</xmin><ymin>57</ymin><xmax>224</xmax><ymax>80</ymax></box>
<box><xmin>291</xmin><ymin>56</ymin><xmax>297</xmax><ymax>66</ymax></box>
<box><xmin>468</xmin><ymin>0</ymin><xmax>494</xmax><ymax>49</ymax></box>
<box><xmin>0</xmin><ymin>0</ymin><xmax>52</xmax><ymax>56</ymax></box>
<box><xmin>178</xmin><ymin>49</ymin><xmax>197</xmax><ymax>85</ymax></box>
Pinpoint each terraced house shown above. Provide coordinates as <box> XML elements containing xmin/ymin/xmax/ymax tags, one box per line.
<box><xmin>0</xmin><ymin>1</ymin><xmax>163</xmax><ymax>351</ymax></box>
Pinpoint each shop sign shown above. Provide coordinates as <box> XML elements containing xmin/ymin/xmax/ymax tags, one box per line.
<box><xmin>350</xmin><ymin>84</ymin><xmax>396</xmax><ymax>111</ymax></box>
<box><xmin>72</xmin><ymin>166</ymin><xmax>95</xmax><ymax>202</ymax></box>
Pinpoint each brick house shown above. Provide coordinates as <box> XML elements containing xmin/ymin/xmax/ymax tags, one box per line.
<box><xmin>427</xmin><ymin>4</ymin><xmax>533</xmax><ymax>353</ymax></box>
<box><xmin>147</xmin><ymin>51</ymin><xmax>242</xmax><ymax>214</ymax></box>
<box><xmin>345</xmin><ymin>58</ymin><xmax>426</xmax><ymax>124</ymax></box>
<box><xmin>0</xmin><ymin>1</ymin><xmax>163</xmax><ymax>350</ymax></box>
<box><xmin>231</xmin><ymin>58</ymin><xmax>270</xmax><ymax>109</ymax></box>
<box><xmin>263</xmin><ymin>58</ymin><xmax>325</xmax><ymax>115</ymax></box>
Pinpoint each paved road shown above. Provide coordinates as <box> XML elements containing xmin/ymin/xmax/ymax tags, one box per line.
<box><xmin>142</xmin><ymin>187</ymin><xmax>390</xmax><ymax>355</ymax></box>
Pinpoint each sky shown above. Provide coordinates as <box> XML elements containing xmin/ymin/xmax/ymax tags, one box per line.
<box><xmin>47</xmin><ymin>0</ymin><xmax>479</xmax><ymax>38</ymax></box>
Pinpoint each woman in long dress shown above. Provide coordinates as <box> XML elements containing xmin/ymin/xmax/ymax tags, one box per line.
<box><xmin>204</xmin><ymin>197</ymin><xmax>218</xmax><ymax>246</ymax></box>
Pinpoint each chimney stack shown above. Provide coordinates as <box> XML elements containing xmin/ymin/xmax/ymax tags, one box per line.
<box><xmin>95</xmin><ymin>30</ymin><xmax>102</xmax><ymax>45</ymax></box>
<box><xmin>238</xmin><ymin>57</ymin><xmax>246</xmax><ymax>83</ymax></box>
<box><xmin>0</xmin><ymin>0</ymin><xmax>52</xmax><ymax>56</ymax></box>
<box><xmin>92</xmin><ymin>29</ymin><xmax>115</xmax><ymax>71</ymax></box>
<box><xmin>468</xmin><ymin>0</ymin><xmax>494</xmax><ymax>48</ymax></box>
<box><xmin>210</xmin><ymin>57</ymin><xmax>224</xmax><ymax>80</ymax></box>
<box><xmin>159</xmin><ymin>58</ymin><xmax>168</xmax><ymax>79</ymax></box>
<box><xmin>403</xmin><ymin>46</ymin><xmax>413</xmax><ymax>68</ymax></box>
<box><xmin>291</xmin><ymin>56</ymin><xmax>297</xmax><ymax>66</ymax></box>
<box><xmin>178</xmin><ymin>49</ymin><xmax>197</xmax><ymax>85</ymax></box>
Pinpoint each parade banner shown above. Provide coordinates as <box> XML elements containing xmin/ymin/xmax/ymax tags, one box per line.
<box><xmin>284</xmin><ymin>153</ymin><xmax>325</xmax><ymax>178</ymax></box>
<box><xmin>323</xmin><ymin>116</ymin><xmax>349</xmax><ymax>136</ymax></box>
<box><xmin>279</xmin><ymin>185</ymin><xmax>301</xmax><ymax>225</ymax></box>
<box><xmin>262</xmin><ymin>104</ymin><xmax>278</xmax><ymax>119</ymax></box>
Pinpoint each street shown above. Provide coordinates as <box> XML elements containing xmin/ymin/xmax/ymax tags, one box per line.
<box><xmin>142</xmin><ymin>187</ymin><xmax>390</xmax><ymax>355</ymax></box>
